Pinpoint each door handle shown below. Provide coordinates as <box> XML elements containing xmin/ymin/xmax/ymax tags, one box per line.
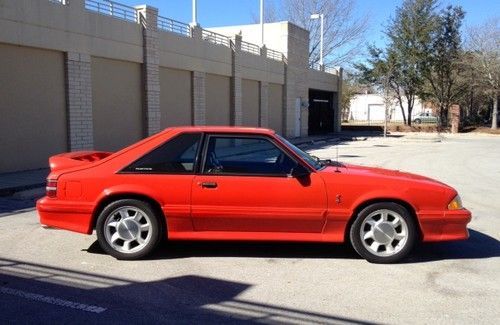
<box><xmin>200</xmin><ymin>182</ymin><xmax>218</xmax><ymax>189</ymax></box>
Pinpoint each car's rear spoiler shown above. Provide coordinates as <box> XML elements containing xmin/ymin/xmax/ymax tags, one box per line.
<box><xmin>49</xmin><ymin>151</ymin><xmax>113</xmax><ymax>172</ymax></box>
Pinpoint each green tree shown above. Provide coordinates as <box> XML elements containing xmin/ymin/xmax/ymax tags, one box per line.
<box><xmin>422</xmin><ymin>6</ymin><xmax>465</xmax><ymax>126</ymax></box>
<box><xmin>357</xmin><ymin>0</ymin><xmax>437</xmax><ymax>125</ymax></box>
<box><xmin>355</xmin><ymin>46</ymin><xmax>401</xmax><ymax>120</ymax></box>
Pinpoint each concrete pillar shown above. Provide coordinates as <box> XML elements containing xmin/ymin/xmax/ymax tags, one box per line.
<box><xmin>283</xmin><ymin>24</ymin><xmax>309</xmax><ymax>137</ymax></box>
<box><xmin>190</xmin><ymin>24</ymin><xmax>203</xmax><ymax>40</ymax></box>
<box><xmin>260</xmin><ymin>45</ymin><xmax>267</xmax><ymax>58</ymax></box>
<box><xmin>136</xmin><ymin>5</ymin><xmax>161</xmax><ymax>136</ymax></box>
<box><xmin>450</xmin><ymin>104</ymin><xmax>460</xmax><ymax>133</ymax></box>
<box><xmin>300</xmin><ymin>98</ymin><xmax>309</xmax><ymax>136</ymax></box>
<box><xmin>188</xmin><ymin>24</ymin><xmax>205</xmax><ymax>125</ymax></box>
<box><xmin>259</xmin><ymin>81</ymin><xmax>269</xmax><ymax>127</ymax></box>
<box><xmin>65</xmin><ymin>52</ymin><xmax>93</xmax><ymax>151</ymax></box>
<box><xmin>231</xmin><ymin>34</ymin><xmax>243</xmax><ymax>126</ymax></box>
<box><xmin>192</xmin><ymin>71</ymin><xmax>206</xmax><ymax>125</ymax></box>
<box><xmin>335</xmin><ymin>68</ymin><xmax>343</xmax><ymax>133</ymax></box>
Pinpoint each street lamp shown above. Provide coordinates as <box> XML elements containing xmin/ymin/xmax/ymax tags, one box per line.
<box><xmin>192</xmin><ymin>0</ymin><xmax>198</xmax><ymax>26</ymax></box>
<box><xmin>310</xmin><ymin>13</ymin><xmax>324</xmax><ymax>69</ymax></box>
<box><xmin>260</xmin><ymin>0</ymin><xmax>264</xmax><ymax>46</ymax></box>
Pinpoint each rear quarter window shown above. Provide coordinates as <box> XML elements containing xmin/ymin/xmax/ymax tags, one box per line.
<box><xmin>122</xmin><ymin>133</ymin><xmax>201</xmax><ymax>174</ymax></box>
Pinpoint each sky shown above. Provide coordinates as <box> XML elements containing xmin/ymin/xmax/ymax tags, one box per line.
<box><xmin>120</xmin><ymin>0</ymin><xmax>499</xmax><ymax>55</ymax></box>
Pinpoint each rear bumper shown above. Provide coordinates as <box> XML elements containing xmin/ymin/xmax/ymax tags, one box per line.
<box><xmin>36</xmin><ymin>197</ymin><xmax>94</xmax><ymax>234</ymax></box>
<box><xmin>418</xmin><ymin>208</ymin><xmax>472</xmax><ymax>242</ymax></box>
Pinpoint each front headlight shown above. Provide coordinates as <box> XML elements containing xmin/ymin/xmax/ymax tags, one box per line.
<box><xmin>448</xmin><ymin>195</ymin><xmax>463</xmax><ymax>210</ymax></box>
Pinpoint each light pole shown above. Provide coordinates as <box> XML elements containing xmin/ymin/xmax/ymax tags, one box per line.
<box><xmin>310</xmin><ymin>13</ymin><xmax>324</xmax><ymax>69</ymax></box>
<box><xmin>260</xmin><ymin>0</ymin><xmax>264</xmax><ymax>46</ymax></box>
<box><xmin>192</xmin><ymin>0</ymin><xmax>198</xmax><ymax>26</ymax></box>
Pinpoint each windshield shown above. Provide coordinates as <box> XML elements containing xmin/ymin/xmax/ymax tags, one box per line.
<box><xmin>276</xmin><ymin>135</ymin><xmax>324</xmax><ymax>170</ymax></box>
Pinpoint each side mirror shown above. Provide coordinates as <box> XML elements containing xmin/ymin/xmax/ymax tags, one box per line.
<box><xmin>290</xmin><ymin>164</ymin><xmax>310</xmax><ymax>178</ymax></box>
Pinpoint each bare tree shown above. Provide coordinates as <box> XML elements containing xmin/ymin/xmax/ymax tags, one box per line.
<box><xmin>466</xmin><ymin>17</ymin><xmax>500</xmax><ymax>129</ymax></box>
<box><xmin>254</xmin><ymin>0</ymin><xmax>369</xmax><ymax>66</ymax></box>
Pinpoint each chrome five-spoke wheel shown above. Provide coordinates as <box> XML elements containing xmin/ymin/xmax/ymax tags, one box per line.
<box><xmin>350</xmin><ymin>202</ymin><xmax>417</xmax><ymax>263</ymax></box>
<box><xmin>96</xmin><ymin>199</ymin><xmax>162</xmax><ymax>260</ymax></box>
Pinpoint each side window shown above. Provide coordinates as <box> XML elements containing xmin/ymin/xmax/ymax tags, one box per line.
<box><xmin>123</xmin><ymin>133</ymin><xmax>201</xmax><ymax>173</ymax></box>
<box><xmin>203</xmin><ymin>136</ymin><xmax>297</xmax><ymax>175</ymax></box>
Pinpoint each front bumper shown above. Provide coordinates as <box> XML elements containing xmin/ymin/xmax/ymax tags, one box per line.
<box><xmin>418</xmin><ymin>208</ymin><xmax>472</xmax><ymax>242</ymax></box>
<box><xmin>37</xmin><ymin>197</ymin><xmax>95</xmax><ymax>234</ymax></box>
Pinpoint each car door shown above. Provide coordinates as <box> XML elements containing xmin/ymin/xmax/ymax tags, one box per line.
<box><xmin>191</xmin><ymin>134</ymin><xmax>328</xmax><ymax>233</ymax></box>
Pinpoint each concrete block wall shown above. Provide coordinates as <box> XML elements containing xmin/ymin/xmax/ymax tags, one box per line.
<box><xmin>284</xmin><ymin>24</ymin><xmax>310</xmax><ymax>137</ymax></box>
<box><xmin>66</xmin><ymin>52</ymin><xmax>93</xmax><ymax>151</ymax></box>
<box><xmin>192</xmin><ymin>71</ymin><xmax>206</xmax><ymax>125</ymax></box>
<box><xmin>0</xmin><ymin>0</ymin><xmax>341</xmax><ymax>172</ymax></box>
<box><xmin>231</xmin><ymin>34</ymin><xmax>243</xmax><ymax>126</ymax></box>
<box><xmin>259</xmin><ymin>82</ymin><xmax>269</xmax><ymax>128</ymax></box>
<box><xmin>136</xmin><ymin>5</ymin><xmax>161</xmax><ymax>136</ymax></box>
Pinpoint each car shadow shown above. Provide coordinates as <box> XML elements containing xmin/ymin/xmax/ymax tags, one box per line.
<box><xmin>406</xmin><ymin>229</ymin><xmax>500</xmax><ymax>263</ymax></box>
<box><xmin>0</xmin><ymin>257</ymin><xmax>378</xmax><ymax>324</ymax></box>
<box><xmin>84</xmin><ymin>240</ymin><xmax>361</xmax><ymax>260</ymax></box>
<box><xmin>85</xmin><ymin>229</ymin><xmax>499</xmax><ymax>263</ymax></box>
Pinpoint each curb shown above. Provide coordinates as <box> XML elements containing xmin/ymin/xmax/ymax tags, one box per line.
<box><xmin>0</xmin><ymin>183</ymin><xmax>45</xmax><ymax>197</ymax></box>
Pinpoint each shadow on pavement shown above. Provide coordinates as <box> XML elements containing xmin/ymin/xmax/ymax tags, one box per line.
<box><xmin>407</xmin><ymin>229</ymin><xmax>500</xmax><ymax>263</ymax></box>
<box><xmin>338</xmin><ymin>154</ymin><xmax>363</xmax><ymax>158</ymax></box>
<box><xmin>0</xmin><ymin>193</ymin><xmax>43</xmax><ymax>218</ymax></box>
<box><xmin>85</xmin><ymin>240</ymin><xmax>360</xmax><ymax>261</ymax></box>
<box><xmin>85</xmin><ymin>228</ymin><xmax>499</xmax><ymax>264</ymax></box>
<box><xmin>0</xmin><ymin>257</ymin><xmax>375</xmax><ymax>324</ymax></box>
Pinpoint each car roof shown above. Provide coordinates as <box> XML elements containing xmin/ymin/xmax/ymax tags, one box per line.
<box><xmin>163</xmin><ymin>126</ymin><xmax>276</xmax><ymax>136</ymax></box>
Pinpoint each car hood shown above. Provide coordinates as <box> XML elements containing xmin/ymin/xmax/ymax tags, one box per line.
<box><xmin>320</xmin><ymin>163</ymin><xmax>451</xmax><ymax>188</ymax></box>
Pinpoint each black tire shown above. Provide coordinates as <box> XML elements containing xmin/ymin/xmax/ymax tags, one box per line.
<box><xmin>349</xmin><ymin>202</ymin><xmax>417</xmax><ymax>264</ymax></box>
<box><xmin>414</xmin><ymin>119</ymin><xmax>422</xmax><ymax>124</ymax></box>
<box><xmin>96</xmin><ymin>199</ymin><xmax>162</xmax><ymax>260</ymax></box>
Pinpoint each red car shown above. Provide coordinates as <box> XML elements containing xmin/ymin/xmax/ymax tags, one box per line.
<box><xmin>37</xmin><ymin>126</ymin><xmax>471</xmax><ymax>263</ymax></box>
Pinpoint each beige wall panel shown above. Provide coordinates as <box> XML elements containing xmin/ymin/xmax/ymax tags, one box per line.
<box><xmin>308</xmin><ymin>69</ymin><xmax>339</xmax><ymax>92</ymax></box>
<box><xmin>0</xmin><ymin>0</ymin><xmax>143</xmax><ymax>63</ymax></box>
<box><xmin>268</xmin><ymin>83</ymin><xmax>284</xmax><ymax>134</ymax></box>
<box><xmin>242</xmin><ymin>79</ymin><xmax>260</xmax><ymax>127</ymax></box>
<box><xmin>160</xmin><ymin>67</ymin><xmax>192</xmax><ymax>127</ymax></box>
<box><xmin>205</xmin><ymin>74</ymin><xmax>231</xmax><ymax>126</ymax></box>
<box><xmin>92</xmin><ymin>57</ymin><xmax>143</xmax><ymax>151</ymax></box>
<box><xmin>159</xmin><ymin>33</ymin><xmax>232</xmax><ymax>76</ymax></box>
<box><xmin>0</xmin><ymin>43</ymin><xmax>66</xmax><ymax>172</ymax></box>
<box><xmin>239</xmin><ymin>52</ymin><xmax>285</xmax><ymax>84</ymax></box>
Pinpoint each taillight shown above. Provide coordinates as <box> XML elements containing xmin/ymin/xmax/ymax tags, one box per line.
<box><xmin>46</xmin><ymin>179</ymin><xmax>58</xmax><ymax>198</ymax></box>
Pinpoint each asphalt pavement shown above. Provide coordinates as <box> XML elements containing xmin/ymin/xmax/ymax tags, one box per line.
<box><xmin>0</xmin><ymin>133</ymin><xmax>499</xmax><ymax>324</ymax></box>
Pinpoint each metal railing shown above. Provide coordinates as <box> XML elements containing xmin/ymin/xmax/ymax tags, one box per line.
<box><xmin>49</xmin><ymin>0</ymin><xmax>68</xmax><ymax>5</ymax></box>
<box><xmin>311</xmin><ymin>62</ymin><xmax>322</xmax><ymax>71</ymax></box>
<box><xmin>267</xmin><ymin>48</ymin><xmax>283</xmax><ymax>61</ymax></box>
<box><xmin>201</xmin><ymin>29</ymin><xmax>230</xmax><ymax>47</ymax></box>
<box><xmin>157</xmin><ymin>16</ymin><xmax>190</xmax><ymax>37</ymax></box>
<box><xmin>240</xmin><ymin>40</ymin><xmax>261</xmax><ymax>55</ymax></box>
<box><xmin>85</xmin><ymin>0</ymin><xmax>138</xmax><ymax>23</ymax></box>
<box><xmin>311</xmin><ymin>62</ymin><xmax>339</xmax><ymax>75</ymax></box>
<box><xmin>324</xmin><ymin>66</ymin><xmax>339</xmax><ymax>74</ymax></box>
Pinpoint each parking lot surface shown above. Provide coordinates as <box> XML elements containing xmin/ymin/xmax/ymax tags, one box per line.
<box><xmin>1</xmin><ymin>133</ymin><xmax>499</xmax><ymax>324</ymax></box>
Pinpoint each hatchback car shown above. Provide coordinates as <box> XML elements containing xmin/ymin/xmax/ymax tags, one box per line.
<box><xmin>37</xmin><ymin>127</ymin><xmax>471</xmax><ymax>263</ymax></box>
<box><xmin>413</xmin><ymin>112</ymin><xmax>439</xmax><ymax>124</ymax></box>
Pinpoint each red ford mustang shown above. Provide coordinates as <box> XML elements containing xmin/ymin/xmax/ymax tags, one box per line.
<box><xmin>37</xmin><ymin>126</ymin><xmax>471</xmax><ymax>263</ymax></box>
